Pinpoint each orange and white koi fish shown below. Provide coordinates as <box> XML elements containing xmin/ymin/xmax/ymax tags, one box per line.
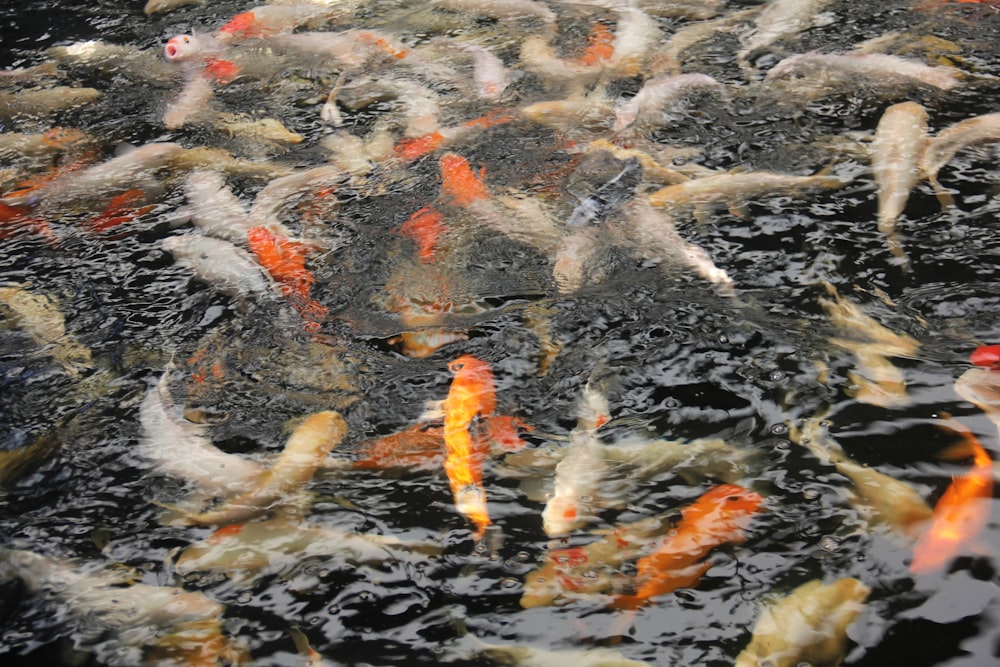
<box><xmin>164</xmin><ymin>32</ymin><xmax>225</xmax><ymax>63</ymax></box>
<box><xmin>542</xmin><ymin>380</ymin><xmax>612</xmax><ymax>537</ymax></box>
<box><xmin>442</xmin><ymin>354</ymin><xmax>498</xmax><ymax>537</ymax></box>
<box><xmin>734</xmin><ymin>577</ymin><xmax>870</xmax><ymax>667</ymax></box>
<box><xmin>612</xmin><ymin>484</ymin><xmax>765</xmax><ymax>610</ymax></box>
<box><xmin>170</xmin><ymin>411</ymin><xmax>348</xmax><ymax>527</ymax></box>
<box><xmin>910</xmin><ymin>428</ymin><xmax>993</xmax><ymax>574</ymax></box>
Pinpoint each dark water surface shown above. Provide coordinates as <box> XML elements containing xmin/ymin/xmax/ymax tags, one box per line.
<box><xmin>1</xmin><ymin>0</ymin><xmax>1000</xmax><ymax>665</ymax></box>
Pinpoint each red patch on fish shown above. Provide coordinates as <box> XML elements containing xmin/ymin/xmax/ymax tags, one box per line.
<box><xmin>354</xmin><ymin>423</ymin><xmax>448</xmax><ymax>472</ymax></box>
<box><xmin>204</xmin><ymin>58</ymin><xmax>240</xmax><ymax>84</ymax></box>
<box><xmin>86</xmin><ymin>189</ymin><xmax>157</xmax><ymax>235</ymax></box>
<box><xmin>398</xmin><ymin>206</ymin><xmax>445</xmax><ymax>261</ymax></box>
<box><xmin>439</xmin><ymin>154</ymin><xmax>489</xmax><ymax>207</ymax></box>
<box><xmin>970</xmin><ymin>345</ymin><xmax>1000</xmax><ymax>370</ymax></box>
<box><xmin>219</xmin><ymin>12</ymin><xmax>262</xmax><ymax>37</ymax></box>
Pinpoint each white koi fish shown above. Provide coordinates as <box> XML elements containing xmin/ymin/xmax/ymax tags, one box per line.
<box><xmin>461</xmin><ymin>42</ymin><xmax>509</xmax><ymax>101</ymax></box>
<box><xmin>433</xmin><ymin>0</ymin><xmax>556</xmax><ymax>27</ymax></box>
<box><xmin>248</xmin><ymin>164</ymin><xmax>347</xmax><ymax>229</ymax></box>
<box><xmin>738</xmin><ymin>0</ymin><xmax>834</xmax><ymax>70</ymax></box>
<box><xmin>138</xmin><ymin>370</ymin><xmax>265</xmax><ymax>496</ymax></box>
<box><xmin>0</xmin><ymin>86</ymin><xmax>102</xmax><ymax>122</ymax></box>
<box><xmin>734</xmin><ymin>578</ymin><xmax>870</xmax><ymax>667</ymax></box>
<box><xmin>870</xmin><ymin>101</ymin><xmax>928</xmax><ymax>265</ymax></box>
<box><xmin>163</xmin><ymin>70</ymin><xmax>215</xmax><ymax>129</ymax></box>
<box><xmin>161</xmin><ymin>233</ymin><xmax>276</xmax><ymax>299</ymax></box>
<box><xmin>614</xmin><ymin>73</ymin><xmax>723</xmax><ymax>131</ymax></box>
<box><xmin>920</xmin><ymin>111</ymin><xmax>1000</xmax><ymax>207</ymax></box>
<box><xmin>0</xmin><ymin>547</ymin><xmax>242</xmax><ymax>666</ymax></box>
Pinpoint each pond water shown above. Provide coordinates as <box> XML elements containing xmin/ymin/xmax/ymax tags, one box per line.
<box><xmin>1</xmin><ymin>0</ymin><xmax>1000</xmax><ymax>665</ymax></box>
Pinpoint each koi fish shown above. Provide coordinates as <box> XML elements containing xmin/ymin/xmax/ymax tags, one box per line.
<box><xmin>870</xmin><ymin>101</ymin><xmax>929</xmax><ymax>265</ymax></box>
<box><xmin>169</xmin><ymin>410</ymin><xmax>348</xmax><ymax>526</ymax></box>
<box><xmin>433</xmin><ymin>0</ymin><xmax>556</xmax><ymax>26</ymax></box>
<box><xmin>164</xmin><ymin>71</ymin><xmax>216</xmax><ymax>130</ymax></box>
<box><xmin>247</xmin><ymin>225</ymin><xmax>327</xmax><ymax>330</ymax></box>
<box><xmin>955</xmin><ymin>366</ymin><xmax>1000</xmax><ymax>430</ymax></box>
<box><xmin>611</xmin><ymin>484</ymin><xmax>765</xmax><ymax>610</ymax></box>
<box><xmin>442</xmin><ymin>354</ymin><xmax>497</xmax><ymax>537</ymax></box>
<box><xmin>567</xmin><ymin>157</ymin><xmax>643</xmax><ymax>226</ymax></box>
<box><xmin>463</xmin><ymin>639</ymin><xmax>651</xmax><ymax>667</ymax></box>
<box><xmin>439</xmin><ymin>153</ymin><xmax>490</xmax><ymax>208</ymax></box>
<box><xmin>0</xmin><ymin>285</ymin><xmax>93</xmax><ymax>376</ymax></box>
<box><xmin>920</xmin><ymin>112</ymin><xmax>1000</xmax><ymax>207</ymax></box>
<box><xmin>737</xmin><ymin>0</ymin><xmax>835</xmax><ymax>69</ymax></box>
<box><xmin>398</xmin><ymin>206</ymin><xmax>446</xmax><ymax>262</ymax></box>
<box><xmin>391</xmin><ymin>111</ymin><xmax>514</xmax><ymax>162</ymax></box>
<box><xmin>0</xmin><ymin>547</ymin><xmax>244</xmax><ymax>667</ymax></box>
<box><xmin>163</xmin><ymin>32</ymin><xmax>225</xmax><ymax>63</ymax></box>
<box><xmin>613</xmin><ymin>73</ymin><xmax>723</xmax><ymax>132</ymax></box>
<box><xmin>138</xmin><ymin>370</ymin><xmax>265</xmax><ymax>497</ymax></box>
<box><xmin>0</xmin><ymin>86</ymin><xmax>102</xmax><ymax>122</ymax></box>
<box><xmin>162</xmin><ymin>233</ymin><xmax>275</xmax><ymax>300</ymax></box>
<box><xmin>734</xmin><ymin>577</ymin><xmax>870</xmax><ymax>667</ymax></box>
<box><xmin>248</xmin><ymin>164</ymin><xmax>346</xmax><ymax>229</ymax></box>
<box><xmin>218</xmin><ymin>3</ymin><xmax>352</xmax><ymax>41</ymax></box>
<box><xmin>791</xmin><ymin>417</ymin><xmax>932</xmax><ymax>537</ymax></box>
<box><xmin>85</xmin><ymin>188</ymin><xmax>158</xmax><ymax>235</ymax></box>
<box><xmin>970</xmin><ymin>344</ymin><xmax>1000</xmax><ymax>370</ymax></box>
<box><xmin>174</xmin><ymin>514</ymin><xmax>442</xmax><ymax>584</ymax></box>
<box><xmin>910</xmin><ymin>427</ymin><xmax>992</xmax><ymax>574</ymax></box>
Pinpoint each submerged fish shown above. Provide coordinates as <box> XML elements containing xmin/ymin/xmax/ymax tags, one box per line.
<box><xmin>174</xmin><ymin>514</ymin><xmax>441</xmax><ymax>583</ymax></box>
<box><xmin>442</xmin><ymin>354</ymin><xmax>496</xmax><ymax>537</ymax></box>
<box><xmin>567</xmin><ymin>157</ymin><xmax>643</xmax><ymax>227</ymax></box>
<box><xmin>920</xmin><ymin>111</ymin><xmax>1000</xmax><ymax>207</ymax></box>
<box><xmin>870</xmin><ymin>101</ymin><xmax>928</xmax><ymax>265</ymax></box>
<box><xmin>162</xmin><ymin>233</ymin><xmax>276</xmax><ymax>300</ymax></box>
<box><xmin>734</xmin><ymin>577</ymin><xmax>870</xmax><ymax>667</ymax></box>
<box><xmin>0</xmin><ymin>547</ymin><xmax>243</xmax><ymax>666</ymax></box>
<box><xmin>910</xmin><ymin>428</ymin><xmax>993</xmax><ymax>574</ymax></box>
<box><xmin>0</xmin><ymin>284</ymin><xmax>93</xmax><ymax>376</ymax></box>
<box><xmin>612</xmin><ymin>484</ymin><xmax>765</xmax><ymax>610</ymax></box>
<box><xmin>170</xmin><ymin>410</ymin><xmax>348</xmax><ymax>526</ymax></box>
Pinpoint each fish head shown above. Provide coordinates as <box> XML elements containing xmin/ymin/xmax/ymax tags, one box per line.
<box><xmin>164</xmin><ymin>34</ymin><xmax>201</xmax><ymax>62</ymax></box>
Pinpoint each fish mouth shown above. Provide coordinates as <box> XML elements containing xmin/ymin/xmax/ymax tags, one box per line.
<box><xmin>164</xmin><ymin>43</ymin><xmax>179</xmax><ymax>60</ymax></box>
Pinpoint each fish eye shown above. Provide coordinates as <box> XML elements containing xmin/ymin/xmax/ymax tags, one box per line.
<box><xmin>183</xmin><ymin>36</ymin><xmax>190</xmax><ymax>43</ymax></box>
<box><xmin>727</xmin><ymin>495</ymin><xmax>742</xmax><ymax>502</ymax></box>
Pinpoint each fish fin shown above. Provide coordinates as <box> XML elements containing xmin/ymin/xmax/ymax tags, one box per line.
<box><xmin>419</xmin><ymin>399</ymin><xmax>446</xmax><ymax>421</ymax></box>
<box><xmin>693</xmin><ymin>204</ymin><xmax>713</xmax><ymax>224</ymax></box>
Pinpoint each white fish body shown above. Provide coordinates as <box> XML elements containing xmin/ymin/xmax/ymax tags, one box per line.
<box><xmin>138</xmin><ymin>371</ymin><xmax>265</xmax><ymax>494</ymax></box>
<box><xmin>920</xmin><ymin>112</ymin><xmax>1000</xmax><ymax>207</ymax></box>
<box><xmin>162</xmin><ymin>233</ymin><xmax>275</xmax><ymax>299</ymax></box>
<box><xmin>734</xmin><ymin>577</ymin><xmax>870</xmax><ymax>667</ymax></box>
<box><xmin>433</xmin><ymin>0</ymin><xmax>556</xmax><ymax>26</ymax></box>
<box><xmin>249</xmin><ymin>164</ymin><xmax>347</xmax><ymax>229</ymax></box>
<box><xmin>605</xmin><ymin>5</ymin><xmax>661</xmax><ymax>78</ymax></box>
<box><xmin>3</xmin><ymin>142</ymin><xmax>183</xmax><ymax>209</ymax></box>
<box><xmin>739</xmin><ymin>0</ymin><xmax>834</xmax><ymax>65</ymax></box>
<box><xmin>614</xmin><ymin>73</ymin><xmax>722</xmax><ymax>131</ymax></box>
<box><xmin>467</xmin><ymin>639</ymin><xmax>651</xmax><ymax>667</ymax></box>
<box><xmin>163</xmin><ymin>70</ymin><xmax>215</xmax><ymax>129</ymax></box>
<box><xmin>462</xmin><ymin>43</ymin><xmax>509</xmax><ymax>100</ymax></box>
<box><xmin>870</xmin><ymin>101</ymin><xmax>928</xmax><ymax>263</ymax></box>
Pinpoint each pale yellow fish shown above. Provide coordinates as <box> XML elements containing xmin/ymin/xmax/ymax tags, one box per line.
<box><xmin>734</xmin><ymin>577</ymin><xmax>870</xmax><ymax>667</ymax></box>
<box><xmin>920</xmin><ymin>111</ymin><xmax>1000</xmax><ymax>207</ymax></box>
<box><xmin>0</xmin><ymin>285</ymin><xmax>92</xmax><ymax>376</ymax></box>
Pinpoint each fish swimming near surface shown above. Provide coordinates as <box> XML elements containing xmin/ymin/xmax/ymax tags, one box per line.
<box><xmin>733</xmin><ymin>577</ymin><xmax>870</xmax><ymax>667</ymax></box>
<box><xmin>0</xmin><ymin>547</ymin><xmax>245</xmax><ymax>666</ymax></box>
<box><xmin>920</xmin><ymin>111</ymin><xmax>1000</xmax><ymax>207</ymax></box>
<box><xmin>910</xmin><ymin>425</ymin><xmax>993</xmax><ymax>574</ymax></box>
<box><xmin>162</xmin><ymin>232</ymin><xmax>276</xmax><ymax>300</ymax></box>
<box><xmin>870</xmin><ymin>101</ymin><xmax>929</xmax><ymax>266</ymax></box>
<box><xmin>611</xmin><ymin>483</ymin><xmax>765</xmax><ymax>610</ymax></box>
<box><xmin>442</xmin><ymin>354</ymin><xmax>498</xmax><ymax>538</ymax></box>
<box><xmin>0</xmin><ymin>284</ymin><xmax>93</xmax><ymax>376</ymax></box>
<box><xmin>167</xmin><ymin>410</ymin><xmax>348</xmax><ymax>526</ymax></box>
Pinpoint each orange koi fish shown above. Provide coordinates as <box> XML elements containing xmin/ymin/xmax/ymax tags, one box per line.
<box><xmin>0</xmin><ymin>202</ymin><xmax>56</xmax><ymax>244</ymax></box>
<box><xmin>439</xmin><ymin>153</ymin><xmax>489</xmax><ymax>208</ymax></box>
<box><xmin>246</xmin><ymin>226</ymin><xmax>327</xmax><ymax>331</ymax></box>
<box><xmin>442</xmin><ymin>354</ymin><xmax>497</xmax><ymax>537</ymax></box>
<box><xmin>612</xmin><ymin>484</ymin><xmax>765</xmax><ymax>610</ymax></box>
<box><xmin>85</xmin><ymin>189</ymin><xmax>157</xmax><ymax>234</ymax></box>
<box><xmin>398</xmin><ymin>206</ymin><xmax>445</xmax><ymax>262</ymax></box>
<box><xmin>970</xmin><ymin>344</ymin><xmax>1000</xmax><ymax>370</ymax></box>
<box><xmin>910</xmin><ymin>430</ymin><xmax>993</xmax><ymax>574</ymax></box>
<box><xmin>394</xmin><ymin>112</ymin><xmax>514</xmax><ymax>162</ymax></box>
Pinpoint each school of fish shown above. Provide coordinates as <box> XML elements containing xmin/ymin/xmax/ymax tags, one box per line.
<box><xmin>1</xmin><ymin>0</ymin><xmax>999</xmax><ymax>665</ymax></box>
